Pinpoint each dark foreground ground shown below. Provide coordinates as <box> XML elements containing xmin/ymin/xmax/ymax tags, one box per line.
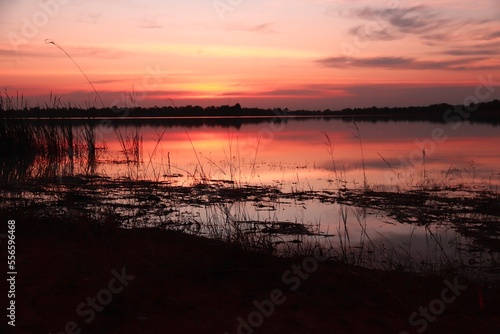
<box><xmin>1</xmin><ymin>210</ymin><xmax>499</xmax><ymax>334</ymax></box>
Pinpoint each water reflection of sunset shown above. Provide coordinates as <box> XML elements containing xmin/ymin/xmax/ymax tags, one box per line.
<box><xmin>97</xmin><ymin>119</ymin><xmax>500</xmax><ymax>190</ymax></box>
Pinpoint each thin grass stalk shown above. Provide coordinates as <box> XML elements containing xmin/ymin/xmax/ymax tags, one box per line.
<box><xmin>250</xmin><ymin>133</ymin><xmax>261</xmax><ymax>181</ymax></box>
<box><xmin>421</xmin><ymin>148</ymin><xmax>426</xmax><ymax>188</ymax></box>
<box><xmin>321</xmin><ymin>131</ymin><xmax>340</xmax><ymax>187</ymax></box>
<box><xmin>185</xmin><ymin>129</ymin><xmax>207</xmax><ymax>183</ymax></box>
<box><xmin>352</xmin><ymin>122</ymin><xmax>368</xmax><ymax>190</ymax></box>
<box><xmin>378</xmin><ymin>153</ymin><xmax>405</xmax><ymax>190</ymax></box>
<box><xmin>45</xmin><ymin>39</ymin><xmax>105</xmax><ymax>109</ymax></box>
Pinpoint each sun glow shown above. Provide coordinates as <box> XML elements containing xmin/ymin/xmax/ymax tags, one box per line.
<box><xmin>1</xmin><ymin>0</ymin><xmax>499</xmax><ymax>108</ymax></box>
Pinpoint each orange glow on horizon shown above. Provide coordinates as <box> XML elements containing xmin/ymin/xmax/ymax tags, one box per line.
<box><xmin>1</xmin><ymin>1</ymin><xmax>499</xmax><ymax>109</ymax></box>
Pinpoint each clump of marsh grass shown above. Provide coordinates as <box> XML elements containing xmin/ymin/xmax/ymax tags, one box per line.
<box><xmin>0</xmin><ymin>89</ymin><xmax>28</xmax><ymax>111</ymax></box>
<box><xmin>116</xmin><ymin>128</ymin><xmax>142</xmax><ymax>164</ymax></box>
<box><xmin>0</xmin><ymin>121</ymin><xmax>73</xmax><ymax>159</ymax></box>
<box><xmin>44</xmin><ymin>91</ymin><xmax>62</xmax><ymax>109</ymax></box>
<box><xmin>143</xmin><ymin>129</ymin><xmax>167</xmax><ymax>182</ymax></box>
<box><xmin>0</xmin><ymin>121</ymin><xmax>100</xmax><ymax>181</ymax></box>
<box><xmin>115</xmin><ymin>128</ymin><xmax>142</xmax><ymax>180</ymax></box>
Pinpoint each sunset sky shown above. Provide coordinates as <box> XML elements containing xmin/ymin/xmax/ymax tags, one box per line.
<box><xmin>1</xmin><ymin>0</ymin><xmax>500</xmax><ymax>110</ymax></box>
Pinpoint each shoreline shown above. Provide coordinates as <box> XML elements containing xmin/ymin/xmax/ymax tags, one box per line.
<box><xmin>1</xmin><ymin>210</ymin><xmax>499</xmax><ymax>333</ymax></box>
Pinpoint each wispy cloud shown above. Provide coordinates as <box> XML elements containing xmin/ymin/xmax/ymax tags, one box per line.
<box><xmin>439</xmin><ymin>37</ymin><xmax>500</xmax><ymax>58</ymax></box>
<box><xmin>0</xmin><ymin>44</ymin><xmax>128</xmax><ymax>60</ymax></box>
<box><xmin>355</xmin><ymin>5</ymin><xmax>445</xmax><ymax>35</ymax></box>
<box><xmin>348</xmin><ymin>25</ymin><xmax>400</xmax><ymax>41</ymax></box>
<box><xmin>227</xmin><ymin>23</ymin><xmax>275</xmax><ymax>34</ymax></box>
<box><xmin>77</xmin><ymin>12</ymin><xmax>101</xmax><ymax>24</ymax></box>
<box><xmin>444</xmin><ymin>49</ymin><xmax>499</xmax><ymax>56</ymax></box>
<box><xmin>316</xmin><ymin>56</ymin><xmax>494</xmax><ymax>70</ymax></box>
<box><xmin>490</xmin><ymin>30</ymin><xmax>500</xmax><ymax>38</ymax></box>
<box><xmin>259</xmin><ymin>88</ymin><xmax>322</xmax><ymax>96</ymax></box>
<box><xmin>138</xmin><ymin>16</ymin><xmax>163</xmax><ymax>29</ymax></box>
<box><xmin>219</xmin><ymin>85</ymin><xmax>348</xmax><ymax>98</ymax></box>
<box><xmin>337</xmin><ymin>4</ymin><xmax>499</xmax><ymax>46</ymax></box>
<box><xmin>252</xmin><ymin>23</ymin><xmax>274</xmax><ymax>33</ymax></box>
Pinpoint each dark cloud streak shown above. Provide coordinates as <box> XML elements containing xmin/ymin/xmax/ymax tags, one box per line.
<box><xmin>316</xmin><ymin>56</ymin><xmax>494</xmax><ymax>71</ymax></box>
<box><xmin>0</xmin><ymin>46</ymin><xmax>127</xmax><ymax>60</ymax></box>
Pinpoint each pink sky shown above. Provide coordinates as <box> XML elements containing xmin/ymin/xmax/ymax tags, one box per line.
<box><xmin>1</xmin><ymin>0</ymin><xmax>500</xmax><ymax>109</ymax></box>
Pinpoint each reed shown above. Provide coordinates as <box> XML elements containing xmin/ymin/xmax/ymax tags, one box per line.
<box><xmin>249</xmin><ymin>132</ymin><xmax>262</xmax><ymax>182</ymax></box>
<box><xmin>421</xmin><ymin>148</ymin><xmax>427</xmax><ymax>187</ymax></box>
<box><xmin>116</xmin><ymin>129</ymin><xmax>141</xmax><ymax>163</ymax></box>
<box><xmin>0</xmin><ymin>120</ymin><xmax>100</xmax><ymax>181</ymax></box>
<box><xmin>185</xmin><ymin>129</ymin><xmax>208</xmax><ymax>183</ymax></box>
<box><xmin>144</xmin><ymin>129</ymin><xmax>166</xmax><ymax>182</ymax></box>
<box><xmin>321</xmin><ymin>131</ymin><xmax>340</xmax><ymax>187</ymax></box>
<box><xmin>44</xmin><ymin>91</ymin><xmax>62</xmax><ymax>109</ymax></box>
<box><xmin>46</xmin><ymin>39</ymin><xmax>105</xmax><ymax>109</ymax></box>
<box><xmin>0</xmin><ymin>89</ymin><xmax>28</xmax><ymax>111</ymax></box>
<box><xmin>378</xmin><ymin>152</ymin><xmax>406</xmax><ymax>190</ymax></box>
<box><xmin>351</xmin><ymin>122</ymin><xmax>368</xmax><ymax>190</ymax></box>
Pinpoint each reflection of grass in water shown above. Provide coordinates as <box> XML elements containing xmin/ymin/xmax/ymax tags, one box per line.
<box><xmin>104</xmin><ymin>127</ymin><xmax>219</xmax><ymax>185</ymax></box>
<box><xmin>116</xmin><ymin>129</ymin><xmax>141</xmax><ymax>164</ymax></box>
<box><xmin>0</xmin><ymin>121</ymin><xmax>100</xmax><ymax>180</ymax></box>
<box><xmin>115</xmin><ymin>128</ymin><xmax>143</xmax><ymax>180</ymax></box>
<box><xmin>336</xmin><ymin>187</ymin><xmax>500</xmax><ymax>276</ymax></box>
<box><xmin>333</xmin><ymin>203</ymin><xmax>453</xmax><ymax>272</ymax></box>
<box><xmin>180</xmin><ymin>129</ymin><xmax>258</xmax><ymax>187</ymax></box>
<box><xmin>377</xmin><ymin>150</ymin><xmax>494</xmax><ymax>192</ymax></box>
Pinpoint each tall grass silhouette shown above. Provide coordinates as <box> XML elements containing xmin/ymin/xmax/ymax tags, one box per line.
<box><xmin>352</xmin><ymin>122</ymin><xmax>368</xmax><ymax>190</ymax></box>
<box><xmin>45</xmin><ymin>39</ymin><xmax>105</xmax><ymax>108</ymax></box>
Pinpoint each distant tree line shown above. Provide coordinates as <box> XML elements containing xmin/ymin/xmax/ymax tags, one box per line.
<box><xmin>1</xmin><ymin>100</ymin><xmax>499</xmax><ymax>124</ymax></box>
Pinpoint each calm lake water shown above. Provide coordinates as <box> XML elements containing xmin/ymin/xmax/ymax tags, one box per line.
<box><xmin>3</xmin><ymin>117</ymin><xmax>500</xmax><ymax>278</ymax></box>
